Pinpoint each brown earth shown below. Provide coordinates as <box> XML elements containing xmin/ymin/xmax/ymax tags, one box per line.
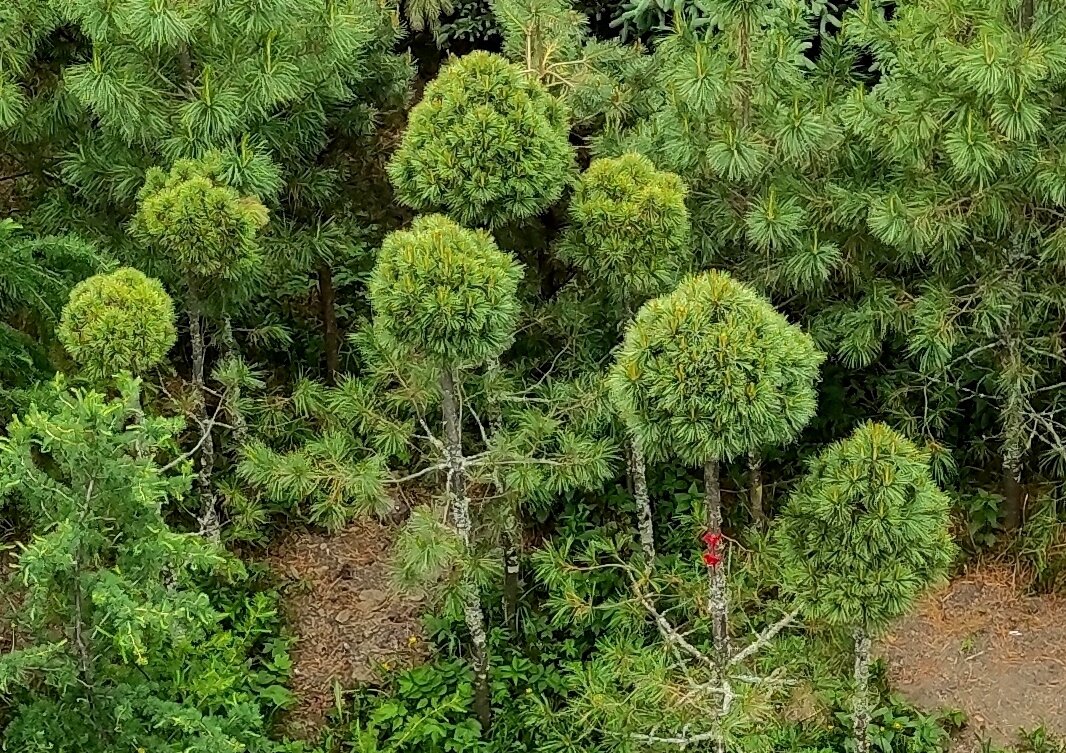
<box><xmin>263</xmin><ymin>519</ymin><xmax>427</xmax><ymax>737</ymax></box>
<box><xmin>882</xmin><ymin>565</ymin><xmax>1066</xmax><ymax>749</ymax></box>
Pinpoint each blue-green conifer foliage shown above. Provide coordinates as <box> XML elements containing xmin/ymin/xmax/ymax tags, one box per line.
<box><xmin>609</xmin><ymin>270</ymin><xmax>823</xmax><ymax>464</ymax></box>
<box><xmin>774</xmin><ymin>422</ymin><xmax>956</xmax><ymax>632</ymax></box>
<box><xmin>388</xmin><ymin>51</ymin><xmax>574</xmax><ymax>228</ymax></box>
<box><xmin>369</xmin><ymin>214</ymin><xmax>523</xmax><ymax>368</ymax></box>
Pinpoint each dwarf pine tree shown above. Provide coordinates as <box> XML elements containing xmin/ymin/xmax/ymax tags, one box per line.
<box><xmin>610</xmin><ymin>270</ymin><xmax>822</xmax><ymax>656</ymax></box>
<box><xmin>773</xmin><ymin>422</ymin><xmax>955</xmax><ymax>753</ymax></box>
<box><xmin>557</xmin><ymin>152</ymin><xmax>691</xmax><ymax>561</ymax></box>
<box><xmin>0</xmin><ymin>383</ymin><xmax>293</xmax><ymax>753</ymax></box>
<box><xmin>388</xmin><ymin>52</ymin><xmax>574</xmax><ymax>229</ymax></box>
<box><xmin>833</xmin><ymin>0</ymin><xmax>1066</xmax><ymax>529</ymax></box>
<box><xmin>131</xmin><ymin>155</ymin><xmax>268</xmax><ymax>538</ymax></box>
<box><xmin>370</xmin><ymin>214</ymin><xmax>523</xmax><ymax>729</ymax></box>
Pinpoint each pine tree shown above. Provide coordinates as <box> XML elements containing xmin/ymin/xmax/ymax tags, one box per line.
<box><xmin>773</xmin><ymin>422</ymin><xmax>955</xmax><ymax>753</ymax></box>
<box><xmin>370</xmin><ymin>214</ymin><xmax>523</xmax><ymax>730</ymax></box>
<box><xmin>834</xmin><ymin>0</ymin><xmax>1066</xmax><ymax>529</ymax></box>
<box><xmin>131</xmin><ymin>155</ymin><xmax>268</xmax><ymax>538</ymax></box>
<box><xmin>610</xmin><ymin>270</ymin><xmax>823</xmax><ymax>656</ymax></box>
<box><xmin>0</xmin><ymin>383</ymin><xmax>287</xmax><ymax>753</ymax></box>
<box><xmin>0</xmin><ymin>219</ymin><xmax>104</xmax><ymax>388</ymax></box>
<box><xmin>57</xmin><ymin>267</ymin><xmax>176</xmax><ymax>382</ymax></box>
<box><xmin>557</xmin><ymin>152</ymin><xmax>691</xmax><ymax>561</ymax></box>
<box><xmin>388</xmin><ymin>51</ymin><xmax>575</xmax><ymax>228</ymax></box>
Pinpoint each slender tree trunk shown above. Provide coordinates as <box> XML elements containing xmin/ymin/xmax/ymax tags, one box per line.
<box><xmin>219</xmin><ymin>316</ymin><xmax>248</xmax><ymax>443</ymax></box>
<box><xmin>440</xmin><ymin>368</ymin><xmax>492</xmax><ymax>731</ymax></box>
<box><xmin>748</xmin><ymin>449</ymin><xmax>764</xmax><ymax>527</ymax></box>
<box><xmin>630</xmin><ymin>438</ymin><xmax>656</xmax><ymax>563</ymax></box>
<box><xmin>188</xmin><ymin>299</ymin><xmax>219</xmax><ymax>541</ymax></box>
<box><xmin>704</xmin><ymin>459</ymin><xmax>729</xmax><ymax>659</ymax></box>
<box><xmin>318</xmin><ymin>262</ymin><xmax>340</xmax><ymax>385</ymax></box>
<box><xmin>853</xmin><ymin>626</ymin><xmax>872</xmax><ymax>753</ymax></box>
<box><xmin>502</xmin><ymin>503</ymin><xmax>521</xmax><ymax>629</ymax></box>
<box><xmin>485</xmin><ymin>359</ymin><xmax>522</xmax><ymax>630</ymax></box>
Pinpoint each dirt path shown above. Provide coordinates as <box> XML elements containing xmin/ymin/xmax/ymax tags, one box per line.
<box><xmin>264</xmin><ymin>519</ymin><xmax>426</xmax><ymax>737</ymax></box>
<box><xmin>882</xmin><ymin>566</ymin><xmax>1066</xmax><ymax>748</ymax></box>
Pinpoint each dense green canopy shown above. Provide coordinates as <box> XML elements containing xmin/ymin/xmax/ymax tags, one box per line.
<box><xmin>609</xmin><ymin>270</ymin><xmax>824</xmax><ymax>464</ymax></box>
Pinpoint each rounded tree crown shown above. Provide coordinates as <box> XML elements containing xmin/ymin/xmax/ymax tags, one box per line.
<box><xmin>609</xmin><ymin>270</ymin><xmax>823</xmax><ymax>464</ymax></box>
<box><xmin>773</xmin><ymin>422</ymin><xmax>955</xmax><ymax>633</ymax></box>
<box><xmin>58</xmin><ymin>267</ymin><xmax>177</xmax><ymax>380</ymax></box>
<box><xmin>132</xmin><ymin>157</ymin><xmax>268</xmax><ymax>286</ymax></box>
<box><xmin>369</xmin><ymin>214</ymin><xmax>523</xmax><ymax>368</ymax></box>
<box><xmin>387</xmin><ymin>51</ymin><xmax>574</xmax><ymax>228</ymax></box>
<box><xmin>558</xmin><ymin>153</ymin><xmax>691</xmax><ymax>306</ymax></box>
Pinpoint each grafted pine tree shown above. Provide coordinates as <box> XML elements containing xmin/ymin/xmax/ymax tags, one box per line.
<box><xmin>604</xmin><ymin>1</ymin><xmax>861</xmax><ymax>522</ymax></box>
<box><xmin>774</xmin><ymin>422</ymin><xmax>955</xmax><ymax>753</ymax></box>
<box><xmin>57</xmin><ymin>267</ymin><xmax>176</xmax><ymax>383</ymax></box>
<box><xmin>388</xmin><ymin>51</ymin><xmax>575</xmax><ymax>229</ymax></box>
<box><xmin>609</xmin><ymin>270</ymin><xmax>822</xmax><ymax>656</ymax></box>
<box><xmin>369</xmin><ymin>214</ymin><xmax>523</xmax><ymax>730</ymax></box>
<box><xmin>131</xmin><ymin>156</ymin><xmax>268</xmax><ymax>538</ymax></box>
<box><xmin>557</xmin><ymin>152</ymin><xmax>691</xmax><ymax>561</ymax></box>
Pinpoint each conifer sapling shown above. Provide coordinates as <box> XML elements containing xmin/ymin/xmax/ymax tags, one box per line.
<box><xmin>610</xmin><ymin>270</ymin><xmax>822</xmax><ymax>656</ymax></box>
<box><xmin>369</xmin><ymin>213</ymin><xmax>523</xmax><ymax>730</ymax></box>
<box><xmin>132</xmin><ymin>156</ymin><xmax>268</xmax><ymax>539</ymax></box>
<box><xmin>559</xmin><ymin>152</ymin><xmax>691</xmax><ymax>561</ymax></box>
<box><xmin>773</xmin><ymin>422</ymin><xmax>955</xmax><ymax>753</ymax></box>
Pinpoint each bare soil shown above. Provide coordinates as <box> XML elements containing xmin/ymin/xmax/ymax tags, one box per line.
<box><xmin>263</xmin><ymin>519</ymin><xmax>427</xmax><ymax>737</ymax></box>
<box><xmin>882</xmin><ymin>565</ymin><xmax>1066</xmax><ymax>748</ymax></box>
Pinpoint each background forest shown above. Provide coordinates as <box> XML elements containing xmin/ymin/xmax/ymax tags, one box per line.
<box><xmin>1</xmin><ymin>0</ymin><xmax>1065</xmax><ymax>751</ymax></box>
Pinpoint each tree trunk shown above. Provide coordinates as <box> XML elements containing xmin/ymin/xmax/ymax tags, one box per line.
<box><xmin>219</xmin><ymin>316</ymin><xmax>248</xmax><ymax>443</ymax></box>
<box><xmin>440</xmin><ymin>368</ymin><xmax>492</xmax><ymax>731</ymax></box>
<box><xmin>748</xmin><ymin>449</ymin><xmax>765</xmax><ymax>527</ymax></box>
<box><xmin>630</xmin><ymin>438</ymin><xmax>656</xmax><ymax>563</ymax></box>
<box><xmin>188</xmin><ymin>300</ymin><xmax>219</xmax><ymax>541</ymax></box>
<box><xmin>853</xmin><ymin>626</ymin><xmax>872</xmax><ymax>753</ymax></box>
<box><xmin>318</xmin><ymin>262</ymin><xmax>340</xmax><ymax>385</ymax></box>
<box><xmin>704</xmin><ymin>459</ymin><xmax>729</xmax><ymax>659</ymax></box>
<box><xmin>502</xmin><ymin>504</ymin><xmax>521</xmax><ymax>630</ymax></box>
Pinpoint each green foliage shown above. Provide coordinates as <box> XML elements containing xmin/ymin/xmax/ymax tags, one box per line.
<box><xmin>369</xmin><ymin>214</ymin><xmax>523</xmax><ymax>369</ymax></box>
<box><xmin>388</xmin><ymin>52</ymin><xmax>574</xmax><ymax>228</ymax></box>
<box><xmin>0</xmin><ymin>219</ymin><xmax>105</xmax><ymax>385</ymax></box>
<box><xmin>609</xmin><ymin>270</ymin><xmax>824</xmax><ymax>464</ymax></box>
<box><xmin>557</xmin><ymin>152</ymin><xmax>690</xmax><ymax>307</ymax></box>
<box><xmin>132</xmin><ymin>155</ymin><xmax>268</xmax><ymax>293</ymax></box>
<box><xmin>58</xmin><ymin>267</ymin><xmax>176</xmax><ymax>380</ymax></box>
<box><xmin>774</xmin><ymin>422</ymin><xmax>956</xmax><ymax>633</ymax></box>
<box><xmin>0</xmin><ymin>383</ymin><xmax>295</xmax><ymax>752</ymax></box>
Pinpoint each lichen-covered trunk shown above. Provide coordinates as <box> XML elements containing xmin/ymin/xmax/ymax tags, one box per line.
<box><xmin>704</xmin><ymin>459</ymin><xmax>729</xmax><ymax>659</ymax></box>
<box><xmin>502</xmin><ymin>504</ymin><xmax>521</xmax><ymax>629</ymax></box>
<box><xmin>188</xmin><ymin>301</ymin><xmax>219</xmax><ymax>541</ymax></box>
<box><xmin>630</xmin><ymin>438</ymin><xmax>656</xmax><ymax>563</ymax></box>
<box><xmin>441</xmin><ymin>368</ymin><xmax>492</xmax><ymax>731</ymax></box>
<box><xmin>748</xmin><ymin>449</ymin><xmax>764</xmax><ymax>527</ymax></box>
<box><xmin>853</xmin><ymin>626</ymin><xmax>872</xmax><ymax>753</ymax></box>
<box><xmin>318</xmin><ymin>262</ymin><xmax>340</xmax><ymax>385</ymax></box>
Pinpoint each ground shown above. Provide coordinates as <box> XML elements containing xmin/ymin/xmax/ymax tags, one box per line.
<box><xmin>263</xmin><ymin>518</ymin><xmax>427</xmax><ymax>737</ymax></box>
<box><xmin>883</xmin><ymin>565</ymin><xmax>1066</xmax><ymax>749</ymax></box>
